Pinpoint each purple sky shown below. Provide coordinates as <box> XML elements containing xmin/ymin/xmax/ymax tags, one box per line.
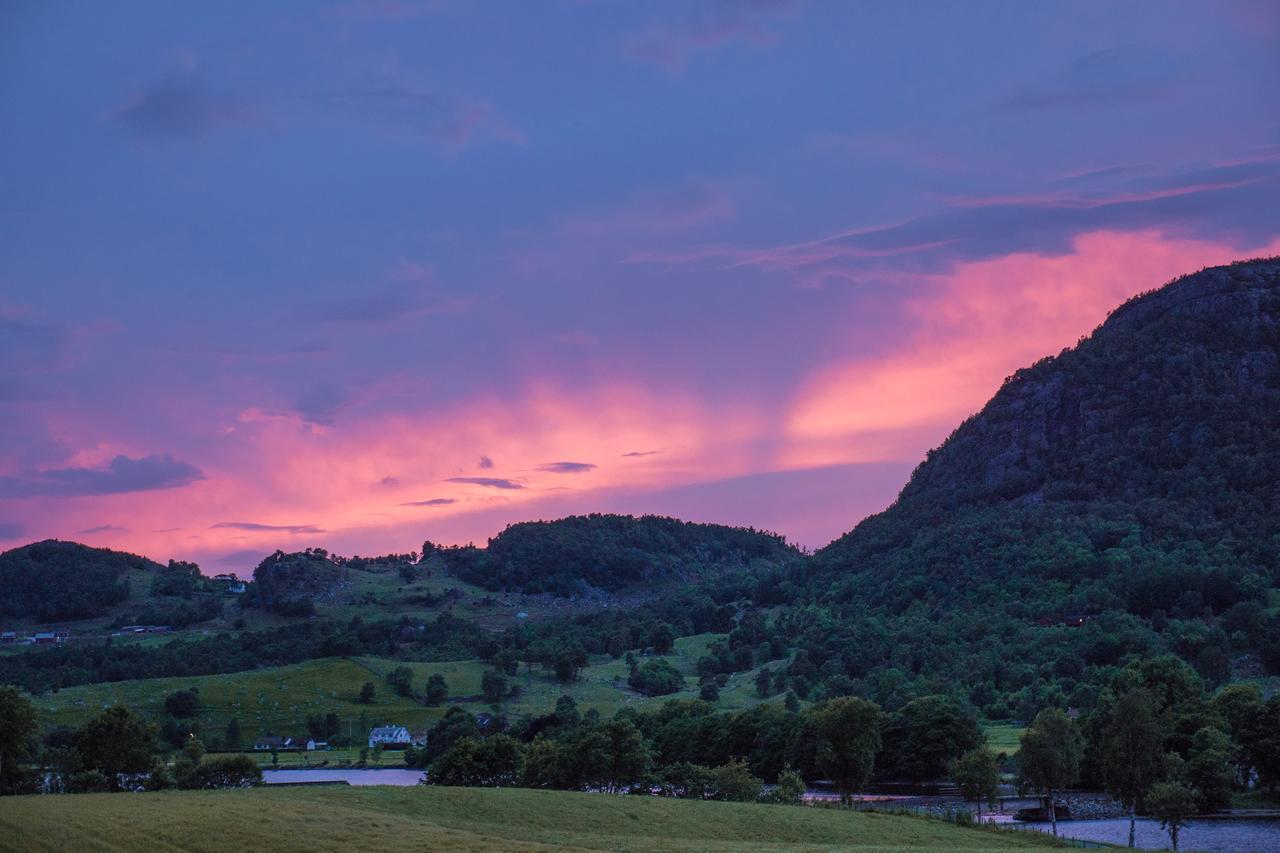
<box><xmin>2</xmin><ymin>0</ymin><xmax>1279</xmax><ymax>569</ymax></box>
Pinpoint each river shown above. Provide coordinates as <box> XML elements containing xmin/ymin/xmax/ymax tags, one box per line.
<box><xmin>1020</xmin><ymin>816</ymin><xmax>1280</xmax><ymax>852</ymax></box>
<box><xmin>264</xmin><ymin>768</ymin><xmax>425</xmax><ymax>786</ymax></box>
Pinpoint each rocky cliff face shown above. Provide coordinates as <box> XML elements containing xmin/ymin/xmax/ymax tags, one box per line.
<box><xmin>816</xmin><ymin>258</ymin><xmax>1280</xmax><ymax>611</ymax></box>
<box><xmin>897</xmin><ymin>259</ymin><xmax>1280</xmax><ymax>516</ymax></box>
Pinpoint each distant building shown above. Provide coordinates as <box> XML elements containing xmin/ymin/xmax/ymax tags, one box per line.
<box><xmin>33</xmin><ymin>632</ymin><xmax>57</xmax><ymax>645</ymax></box>
<box><xmin>254</xmin><ymin>735</ymin><xmax>304</xmax><ymax>751</ymax></box>
<box><xmin>368</xmin><ymin>725</ymin><xmax>411</xmax><ymax>748</ymax></box>
<box><xmin>0</xmin><ymin>631</ymin><xmax>16</xmax><ymax>644</ymax></box>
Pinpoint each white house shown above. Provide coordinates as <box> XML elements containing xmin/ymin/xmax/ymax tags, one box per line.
<box><xmin>368</xmin><ymin>725</ymin><xmax>411</xmax><ymax>748</ymax></box>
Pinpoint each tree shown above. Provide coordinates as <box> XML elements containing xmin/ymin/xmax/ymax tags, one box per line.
<box><xmin>1147</xmin><ymin>781</ymin><xmax>1197</xmax><ymax>852</ymax></box>
<box><xmin>951</xmin><ymin>747</ymin><xmax>1000</xmax><ymax>823</ymax></box>
<box><xmin>648</xmin><ymin>623</ymin><xmax>675</xmax><ymax>654</ymax></box>
<box><xmin>425</xmin><ymin>674</ymin><xmax>449</xmax><ymax>706</ymax></box>
<box><xmin>358</xmin><ymin>681</ymin><xmax>376</xmax><ymax>704</ymax></box>
<box><xmin>755</xmin><ymin>667</ymin><xmax>773</xmax><ymax>698</ymax></box>
<box><xmin>75</xmin><ymin>706</ymin><xmax>158</xmax><ymax>791</ymax></box>
<box><xmin>0</xmin><ymin>685</ymin><xmax>38</xmax><ymax>794</ymax></box>
<box><xmin>706</xmin><ymin>758</ymin><xmax>763</xmax><ymax>802</ymax></box>
<box><xmin>880</xmin><ymin>695</ymin><xmax>983</xmax><ymax>782</ymax></box>
<box><xmin>774</xmin><ymin>765</ymin><xmax>806</xmax><ymax>805</ymax></box>
<box><xmin>386</xmin><ymin>666</ymin><xmax>414</xmax><ymax>697</ymax></box>
<box><xmin>699</xmin><ymin>680</ymin><xmax>720</xmax><ymax>702</ymax></box>
<box><xmin>628</xmin><ymin>659</ymin><xmax>684</xmax><ymax>696</ymax></box>
<box><xmin>1185</xmin><ymin>726</ymin><xmax>1234</xmax><ymax>813</ymax></box>
<box><xmin>1018</xmin><ymin>708</ymin><xmax>1082</xmax><ymax>838</ymax></box>
<box><xmin>164</xmin><ymin>689</ymin><xmax>200</xmax><ymax>719</ymax></box>
<box><xmin>224</xmin><ymin>717</ymin><xmax>242</xmax><ymax>752</ymax></box>
<box><xmin>482</xmin><ymin>670</ymin><xmax>508</xmax><ymax>705</ymax></box>
<box><xmin>1211</xmin><ymin>683</ymin><xmax>1262</xmax><ymax>786</ymax></box>
<box><xmin>811</xmin><ymin>697</ymin><xmax>882</xmax><ymax>805</ymax></box>
<box><xmin>1098</xmin><ymin>689</ymin><xmax>1165</xmax><ymax>848</ymax></box>
<box><xmin>431</xmin><ymin>735</ymin><xmax>522</xmax><ymax>787</ymax></box>
<box><xmin>553</xmin><ymin>644</ymin><xmax>588</xmax><ymax>682</ymax></box>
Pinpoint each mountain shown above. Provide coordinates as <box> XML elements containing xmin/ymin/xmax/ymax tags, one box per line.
<box><xmin>436</xmin><ymin>513</ymin><xmax>800</xmax><ymax>596</ymax></box>
<box><xmin>777</xmin><ymin>259</ymin><xmax>1280</xmax><ymax>712</ymax></box>
<box><xmin>0</xmin><ymin>540</ymin><xmax>161</xmax><ymax>622</ymax></box>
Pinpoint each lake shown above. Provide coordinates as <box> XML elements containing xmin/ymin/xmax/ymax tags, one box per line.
<box><xmin>264</xmin><ymin>768</ymin><xmax>425</xmax><ymax>786</ymax></box>
<box><xmin>1020</xmin><ymin>816</ymin><xmax>1280</xmax><ymax>852</ymax></box>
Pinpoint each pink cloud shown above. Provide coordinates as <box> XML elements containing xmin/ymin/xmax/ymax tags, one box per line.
<box><xmin>783</xmin><ymin>230</ymin><xmax>1280</xmax><ymax>469</ymax></box>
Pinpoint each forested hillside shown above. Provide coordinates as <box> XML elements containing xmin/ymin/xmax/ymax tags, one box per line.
<box><xmin>0</xmin><ymin>540</ymin><xmax>159</xmax><ymax>622</ymax></box>
<box><xmin>435</xmin><ymin>513</ymin><xmax>799</xmax><ymax>595</ymax></box>
<box><xmin>754</xmin><ymin>259</ymin><xmax>1280</xmax><ymax>718</ymax></box>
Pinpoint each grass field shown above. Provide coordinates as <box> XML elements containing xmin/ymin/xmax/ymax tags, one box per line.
<box><xmin>983</xmin><ymin>723</ymin><xmax>1026</xmax><ymax>756</ymax></box>
<box><xmin>31</xmin><ymin>633</ymin><xmax>793</xmax><ymax>744</ymax></box>
<box><xmin>0</xmin><ymin>785</ymin><xmax>1063</xmax><ymax>852</ymax></box>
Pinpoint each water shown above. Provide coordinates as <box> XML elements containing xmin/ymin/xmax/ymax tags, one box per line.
<box><xmin>264</xmin><ymin>768</ymin><xmax>425</xmax><ymax>786</ymax></box>
<box><xmin>1020</xmin><ymin>816</ymin><xmax>1280</xmax><ymax>852</ymax></box>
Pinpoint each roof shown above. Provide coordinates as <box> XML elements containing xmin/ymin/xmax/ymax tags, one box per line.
<box><xmin>369</xmin><ymin>725</ymin><xmax>408</xmax><ymax>737</ymax></box>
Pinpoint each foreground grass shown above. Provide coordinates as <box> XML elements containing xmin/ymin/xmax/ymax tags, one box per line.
<box><xmin>0</xmin><ymin>785</ymin><xmax>1062</xmax><ymax>853</ymax></box>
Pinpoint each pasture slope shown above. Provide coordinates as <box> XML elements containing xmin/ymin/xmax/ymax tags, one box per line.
<box><xmin>0</xmin><ymin>786</ymin><xmax>1062</xmax><ymax>852</ymax></box>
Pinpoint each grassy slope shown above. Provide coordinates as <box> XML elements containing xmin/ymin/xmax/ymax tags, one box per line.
<box><xmin>0</xmin><ymin>786</ymin><xmax>1061</xmax><ymax>853</ymax></box>
<box><xmin>31</xmin><ymin>634</ymin><xmax>786</xmax><ymax>740</ymax></box>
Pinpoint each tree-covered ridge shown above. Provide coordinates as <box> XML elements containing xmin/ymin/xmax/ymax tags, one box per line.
<box><xmin>817</xmin><ymin>258</ymin><xmax>1280</xmax><ymax>616</ymax></box>
<box><xmin>0</xmin><ymin>540</ymin><xmax>160</xmax><ymax>622</ymax></box>
<box><xmin>436</xmin><ymin>513</ymin><xmax>799</xmax><ymax>595</ymax></box>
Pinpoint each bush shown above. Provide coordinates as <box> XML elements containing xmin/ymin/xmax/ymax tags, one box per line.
<box><xmin>628</xmin><ymin>659</ymin><xmax>684</xmax><ymax>696</ymax></box>
<box><xmin>182</xmin><ymin>755</ymin><xmax>263</xmax><ymax>789</ymax></box>
<box><xmin>65</xmin><ymin>770</ymin><xmax>112</xmax><ymax>793</ymax></box>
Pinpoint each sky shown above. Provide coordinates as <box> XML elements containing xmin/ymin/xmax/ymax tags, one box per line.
<box><xmin>2</xmin><ymin>0</ymin><xmax>1279</xmax><ymax>571</ymax></box>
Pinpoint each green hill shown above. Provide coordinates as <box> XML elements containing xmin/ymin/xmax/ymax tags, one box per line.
<box><xmin>0</xmin><ymin>540</ymin><xmax>161</xmax><ymax>622</ymax></box>
<box><xmin>0</xmin><ymin>785</ymin><xmax>1061</xmax><ymax>852</ymax></box>
<box><xmin>765</xmin><ymin>259</ymin><xmax>1280</xmax><ymax>718</ymax></box>
<box><xmin>437</xmin><ymin>513</ymin><xmax>800</xmax><ymax>595</ymax></box>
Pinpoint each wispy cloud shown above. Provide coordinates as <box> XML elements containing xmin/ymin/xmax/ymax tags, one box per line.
<box><xmin>77</xmin><ymin>524</ymin><xmax>127</xmax><ymax>534</ymax></box>
<box><xmin>622</xmin><ymin>450</ymin><xmax>660</xmax><ymax>457</ymax></box>
<box><xmin>478</xmin><ymin>455</ymin><xmax>495</xmax><ymax>469</ymax></box>
<box><xmin>630</xmin><ymin>155</ymin><xmax>1280</xmax><ymax>285</ymax></box>
<box><xmin>445</xmin><ymin>477</ymin><xmax>525</xmax><ymax>490</ymax></box>
<box><xmin>0</xmin><ymin>454</ymin><xmax>204</xmax><ymax>499</ymax></box>
<box><xmin>399</xmin><ymin>498</ymin><xmax>456</xmax><ymax>507</ymax></box>
<box><xmin>210</xmin><ymin>521</ymin><xmax>325</xmax><ymax>534</ymax></box>
<box><xmin>112</xmin><ymin>73</ymin><xmax>253</xmax><ymax>139</ymax></box>
<box><xmin>625</xmin><ymin>0</ymin><xmax>799</xmax><ymax>72</ymax></box>
<box><xmin>536</xmin><ymin>461</ymin><xmax>597</xmax><ymax>474</ymax></box>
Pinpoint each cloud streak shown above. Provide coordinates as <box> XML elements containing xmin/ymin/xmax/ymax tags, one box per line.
<box><xmin>210</xmin><ymin>521</ymin><xmax>326</xmax><ymax>534</ymax></box>
<box><xmin>445</xmin><ymin>477</ymin><xmax>525</xmax><ymax>490</ymax></box>
<box><xmin>0</xmin><ymin>454</ymin><xmax>204</xmax><ymax>499</ymax></box>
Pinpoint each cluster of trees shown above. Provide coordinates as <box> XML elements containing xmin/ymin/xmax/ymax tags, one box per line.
<box><xmin>432</xmin><ymin>514</ymin><xmax>800</xmax><ymax>596</ymax></box>
<box><xmin>403</xmin><ymin>692</ymin><xmax>973</xmax><ymax>805</ymax></box>
<box><xmin>0</xmin><ymin>540</ymin><xmax>152</xmax><ymax>622</ymax></box>
<box><xmin>0</xmin><ymin>687</ymin><xmax>260</xmax><ymax>795</ymax></box>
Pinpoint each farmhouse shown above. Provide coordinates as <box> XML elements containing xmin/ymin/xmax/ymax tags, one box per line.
<box><xmin>368</xmin><ymin>725</ymin><xmax>411</xmax><ymax>748</ymax></box>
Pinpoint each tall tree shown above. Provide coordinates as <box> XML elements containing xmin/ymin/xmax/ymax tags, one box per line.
<box><xmin>951</xmin><ymin>747</ymin><xmax>1000</xmax><ymax>823</ymax></box>
<box><xmin>0</xmin><ymin>686</ymin><xmax>38</xmax><ymax>794</ymax></box>
<box><xmin>1098</xmin><ymin>689</ymin><xmax>1165</xmax><ymax>848</ymax></box>
<box><xmin>1146</xmin><ymin>781</ymin><xmax>1197</xmax><ymax>852</ymax></box>
<box><xmin>75</xmin><ymin>706</ymin><xmax>157</xmax><ymax>791</ymax></box>
<box><xmin>1019</xmin><ymin>708</ymin><xmax>1082</xmax><ymax>838</ymax></box>
<box><xmin>811</xmin><ymin>697</ymin><xmax>882</xmax><ymax>805</ymax></box>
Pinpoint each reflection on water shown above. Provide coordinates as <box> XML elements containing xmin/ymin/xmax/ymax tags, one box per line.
<box><xmin>1021</xmin><ymin>817</ymin><xmax>1280</xmax><ymax>852</ymax></box>
<box><xmin>264</xmin><ymin>768</ymin><xmax>425</xmax><ymax>786</ymax></box>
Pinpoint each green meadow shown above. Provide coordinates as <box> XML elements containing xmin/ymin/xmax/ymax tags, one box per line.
<box><xmin>0</xmin><ymin>785</ymin><xmax>1063</xmax><ymax>853</ymax></box>
<box><xmin>31</xmin><ymin>633</ymin><xmax>801</xmax><ymax>741</ymax></box>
